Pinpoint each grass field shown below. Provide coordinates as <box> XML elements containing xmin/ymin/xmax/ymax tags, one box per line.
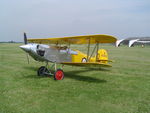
<box><xmin>0</xmin><ymin>43</ymin><xmax>150</xmax><ymax>113</ymax></box>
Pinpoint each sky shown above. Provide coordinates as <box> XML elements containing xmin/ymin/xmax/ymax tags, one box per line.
<box><xmin>0</xmin><ymin>0</ymin><xmax>150</xmax><ymax>42</ymax></box>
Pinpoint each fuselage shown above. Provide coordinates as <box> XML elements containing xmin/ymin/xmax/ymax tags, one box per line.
<box><xmin>20</xmin><ymin>43</ymin><xmax>108</xmax><ymax>63</ymax></box>
<box><xmin>20</xmin><ymin>43</ymin><xmax>77</xmax><ymax>63</ymax></box>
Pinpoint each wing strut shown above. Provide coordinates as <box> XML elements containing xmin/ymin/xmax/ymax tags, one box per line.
<box><xmin>86</xmin><ymin>39</ymin><xmax>100</xmax><ymax>62</ymax></box>
<box><xmin>87</xmin><ymin>38</ymin><xmax>91</xmax><ymax>62</ymax></box>
<box><xmin>88</xmin><ymin>43</ymin><xmax>97</xmax><ymax>61</ymax></box>
<box><xmin>96</xmin><ymin>43</ymin><xmax>99</xmax><ymax>61</ymax></box>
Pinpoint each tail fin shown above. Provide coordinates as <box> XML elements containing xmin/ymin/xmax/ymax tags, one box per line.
<box><xmin>97</xmin><ymin>49</ymin><xmax>108</xmax><ymax>64</ymax></box>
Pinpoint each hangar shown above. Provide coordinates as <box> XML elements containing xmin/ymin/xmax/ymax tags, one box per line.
<box><xmin>116</xmin><ymin>37</ymin><xmax>150</xmax><ymax>47</ymax></box>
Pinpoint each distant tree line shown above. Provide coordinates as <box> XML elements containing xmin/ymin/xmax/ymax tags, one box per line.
<box><xmin>0</xmin><ymin>41</ymin><xmax>23</xmax><ymax>43</ymax></box>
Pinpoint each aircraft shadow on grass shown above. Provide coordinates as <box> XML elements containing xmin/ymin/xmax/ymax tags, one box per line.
<box><xmin>64</xmin><ymin>69</ymin><xmax>107</xmax><ymax>83</ymax></box>
<box><xmin>23</xmin><ymin>66</ymin><xmax>107</xmax><ymax>83</ymax></box>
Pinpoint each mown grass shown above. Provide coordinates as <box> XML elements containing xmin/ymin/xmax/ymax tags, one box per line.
<box><xmin>0</xmin><ymin>43</ymin><xmax>150</xmax><ymax>113</ymax></box>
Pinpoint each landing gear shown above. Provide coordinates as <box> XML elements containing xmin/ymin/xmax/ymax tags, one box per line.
<box><xmin>37</xmin><ymin>66</ymin><xmax>49</xmax><ymax>77</ymax></box>
<box><xmin>37</xmin><ymin>62</ymin><xmax>64</xmax><ymax>80</ymax></box>
<box><xmin>54</xmin><ymin>69</ymin><xmax>64</xmax><ymax>80</ymax></box>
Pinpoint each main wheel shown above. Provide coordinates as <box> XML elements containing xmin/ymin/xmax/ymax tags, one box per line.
<box><xmin>54</xmin><ymin>69</ymin><xmax>64</xmax><ymax>80</ymax></box>
<box><xmin>37</xmin><ymin>66</ymin><xmax>49</xmax><ymax>77</ymax></box>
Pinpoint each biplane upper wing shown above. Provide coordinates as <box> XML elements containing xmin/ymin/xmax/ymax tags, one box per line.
<box><xmin>28</xmin><ymin>34</ymin><xmax>117</xmax><ymax>44</ymax></box>
<box><xmin>61</xmin><ymin>62</ymin><xmax>112</xmax><ymax>67</ymax></box>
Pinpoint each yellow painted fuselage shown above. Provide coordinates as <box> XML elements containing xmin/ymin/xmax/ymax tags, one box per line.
<box><xmin>71</xmin><ymin>49</ymin><xmax>108</xmax><ymax>64</ymax></box>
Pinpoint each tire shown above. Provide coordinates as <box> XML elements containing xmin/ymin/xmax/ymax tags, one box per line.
<box><xmin>81</xmin><ymin>58</ymin><xmax>87</xmax><ymax>62</ymax></box>
<box><xmin>37</xmin><ymin>66</ymin><xmax>49</xmax><ymax>77</ymax></box>
<box><xmin>54</xmin><ymin>69</ymin><xmax>64</xmax><ymax>80</ymax></box>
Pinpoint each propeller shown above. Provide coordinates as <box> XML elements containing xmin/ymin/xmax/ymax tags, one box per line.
<box><xmin>23</xmin><ymin>32</ymin><xmax>30</xmax><ymax>64</ymax></box>
<box><xmin>24</xmin><ymin>32</ymin><xmax>28</xmax><ymax>44</ymax></box>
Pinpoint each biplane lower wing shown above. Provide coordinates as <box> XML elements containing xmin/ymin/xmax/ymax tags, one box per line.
<box><xmin>61</xmin><ymin>62</ymin><xmax>112</xmax><ymax>67</ymax></box>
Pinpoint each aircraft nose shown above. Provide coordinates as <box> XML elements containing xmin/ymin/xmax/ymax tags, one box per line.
<box><xmin>20</xmin><ymin>45</ymin><xmax>31</xmax><ymax>52</ymax></box>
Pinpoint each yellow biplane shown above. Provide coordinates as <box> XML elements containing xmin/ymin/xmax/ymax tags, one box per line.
<box><xmin>20</xmin><ymin>33</ymin><xmax>117</xmax><ymax>80</ymax></box>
